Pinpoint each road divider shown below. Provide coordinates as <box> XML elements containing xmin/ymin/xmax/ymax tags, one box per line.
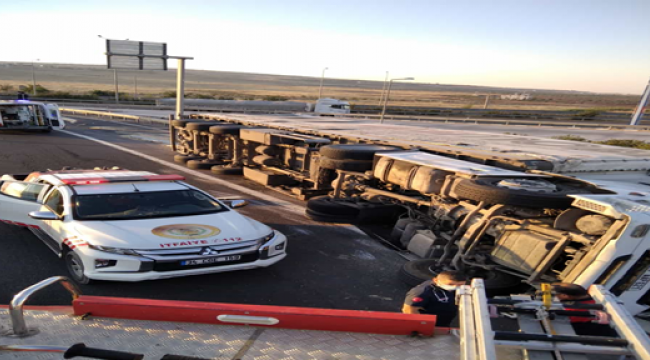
<box><xmin>61</xmin><ymin>108</ymin><xmax>650</xmax><ymax>131</ymax></box>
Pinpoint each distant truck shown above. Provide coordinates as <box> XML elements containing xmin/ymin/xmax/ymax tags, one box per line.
<box><xmin>309</xmin><ymin>98</ymin><xmax>351</xmax><ymax>115</ymax></box>
<box><xmin>0</xmin><ymin>100</ymin><xmax>65</xmax><ymax>132</ymax></box>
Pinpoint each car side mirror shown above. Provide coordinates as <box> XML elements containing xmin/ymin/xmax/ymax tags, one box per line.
<box><xmin>229</xmin><ymin>200</ymin><xmax>248</xmax><ymax>209</ymax></box>
<box><xmin>28</xmin><ymin>211</ymin><xmax>60</xmax><ymax>221</ymax></box>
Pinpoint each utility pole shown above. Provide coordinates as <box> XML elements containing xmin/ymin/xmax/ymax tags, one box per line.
<box><xmin>134</xmin><ymin>76</ymin><xmax>138</xmax><ymax>100</ymax></box>
<box><xmin>380</xmin><ymin>77</ymin><xmax>414</xmax><ymax>123</ymax></box>
<box><xmin>31</xmin><ymin>59</ymin><xmax>40</xmax><ymax>96</ymax></box>
<box><xmin>113</xmin><ymin>69</ymin><xmax>119</xmax><ymax>104</ymax></box>
<box><xmin>483</xmin><ymin>95</ymin><xmax>491</xmax><ymax>110</ymax></box>
<box><xmin>378</xmin><ymin>71</ymin><xmax>388</xmax><ymax>106</ymax></box>
<box><xmin>630</xmin><ymin>78</ymin><xmax>650</xmax><ymax>126</ymax></box>
<box><xmin>318</xmin><ymin>67</ymin><xmax>328</xmax><ymax>100</ymax></box>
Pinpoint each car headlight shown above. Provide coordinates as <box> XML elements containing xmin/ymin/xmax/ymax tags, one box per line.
<box><xmin>259</xmin><ymin>231</ymin><xmax>275</xmax><ymax>244</ymax></box>
<box><xmin>88</xmin><ymin>245</ymin><xmax>139</xmax><ymax>256</ymax></box>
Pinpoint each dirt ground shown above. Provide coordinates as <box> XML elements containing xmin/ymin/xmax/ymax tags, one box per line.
<box><xmin>0</xmin><ymin>62</ymin><xmax>641</xmax><ymax>112</ymax></box>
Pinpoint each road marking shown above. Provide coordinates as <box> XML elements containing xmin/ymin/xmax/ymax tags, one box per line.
<box><xmin>60</xmin><ymin>129</ymin><xmax>306</xmax><ymax>215</ymax></box>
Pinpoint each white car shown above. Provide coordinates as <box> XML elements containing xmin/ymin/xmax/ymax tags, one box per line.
<box><xmin>0</xmin><ymin>169</ymin><xmax>287</xmax><ymax>283</ymax></box>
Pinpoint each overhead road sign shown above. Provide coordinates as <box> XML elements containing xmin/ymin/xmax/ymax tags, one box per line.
<box><xmin>105</xmin><ymin>40</ymin><xmax>168</xmax><ymax>71</ymax></box>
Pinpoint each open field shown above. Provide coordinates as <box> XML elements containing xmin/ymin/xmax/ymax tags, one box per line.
<box><xmin>0</xmin><ymin>62</ymin><xmax>642</xmax><ymax>112</ymax></box>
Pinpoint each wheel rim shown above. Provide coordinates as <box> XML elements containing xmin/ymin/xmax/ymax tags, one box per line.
<box><xmin>67</xmin><ymin>254</ymin><xmax>84</xmax><ymax>280</ymax></box>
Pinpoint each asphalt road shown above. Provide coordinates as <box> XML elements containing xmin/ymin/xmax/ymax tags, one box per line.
<box><xmin>0</xmin><ymin>117</ymin><xmax>410</xmax><ymax>312</ymax></box>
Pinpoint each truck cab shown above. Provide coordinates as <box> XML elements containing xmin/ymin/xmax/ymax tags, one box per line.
<box><xmin>0</xmin><ymin>100</ymin><xmax>65</xmax><ymax>132</ymax></box>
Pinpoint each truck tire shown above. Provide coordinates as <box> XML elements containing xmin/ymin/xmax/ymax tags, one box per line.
<box><xmin>209</xmin><ymin>125</ymin><xmax>243</xmax><ymax>135</ymax></box>
<box><xmin>356</xmin><ymin>203</ymin><xmax>405</xmax><ymax>223</ymax></box>
<box><xmin>399</xmin><ymin>260</ymin><xmax>438</xmax><ymax>287</ymax></box>
<box><xmin>211</xmin><ymin>166</ymin><xmax>243</xmax><ymax>175</ymax></box>
<box><xmin>187</xmin><ymin>160</ymin><xmax>223</xmax><ymax>170</ymax></box>
<box><xmin>186</xmin><ymin>122</ymin><xmax>221</xmax><ymax>131</ymax></box>
<box><xmin>305</xmin><ymin>209</ymin><xmax>356</xmax><ymax>223</ymax></box>
<box><xmin>453</xmin><ymin>178</ymin><xmax>574</xmax><ymax>209</ymax></box>
<box><xmin>306</xmin><ymin>196</ymin><xmax>361</xmax><ymax>217</ymax></box>
<box><xmin>174</xmin><ymin>154</ymin><xmax>202</xmax><ymax>164</ymax></box>
<box><xmin>319</xmin><ymin>144</ymin><xmax>399</xmax><ymax>161</ymax></box>
<box><xmin>319</xmin><ymin>157</ymin><xmax>373</xmax><ymax>172</ymax></box>
<box><xmin>252</xmin><ymin>155</ymin><xmax>282</xmax><ymax>167</ymax></box>
<box><xmin>398</xmin><ymin>260</ymin><xmax>523</xmax><ymax>295</ymax></box>
<box><xmin>171</xmin><ymin>119</ymin><xmax>191</xmax><ymax>128</ymax></box>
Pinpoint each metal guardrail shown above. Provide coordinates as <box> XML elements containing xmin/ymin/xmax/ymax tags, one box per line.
<box><xmin>60</xmin><ymin>108</ymin><xmax>168</xmax><ymax>125</ymax></box>
<box><xmin>1</xmin><ymin>276</ymin><xmax>81</xmax><ymax>338</ymax></box>
<box><xmin>61</xmin><ymin>108</ymin><xmax>650</xmax><ymax>131</ymax></box>
<box><xmin>336</xmin><ymin>113</ymin><xmax>650</xmax><ymax>131</ymax></box>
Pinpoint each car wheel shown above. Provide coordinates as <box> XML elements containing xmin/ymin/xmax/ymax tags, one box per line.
<box><xmin>318</xmin><ymin>157</ymin><xmax>374</xmax><ymax>172</ymax></box>
<box><xmin>65</xmin><ymin>251</ymin><xmax>92</xmax><ymax>285</ymax></box>
<box><xmin>319</xmin><ymin>144</ymin><xmax>399</xmax><ymax>161</ymax></box>
<box><xmin>452</xmin><ymin>178</ymin><xmax>575</xmax><ymax>209</ymax></box>
<box><xmin>211</xmin><ymin>166</ymin><xmax>243</xmax><ymax>175</ymax></box>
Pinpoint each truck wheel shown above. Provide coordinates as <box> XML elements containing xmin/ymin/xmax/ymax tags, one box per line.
<box><xmin>187</xmin><ymin>160</ymin><xmax>223</xmax><ymax>170</ymax></box>
<box><xmin>453</xmin><ymin>178</ymin><xmax>574</xmax><ymax>209</ymax></box>
<box><xmin>319</xmin><ymin>144</ymin><xmax>399</xmax><ymax>161</ymax></box>
<box><xmin>186</xmin><ymin>121</ymin><xmax>222</xmax><ymax>131</ymax></box>
<box><xmin>475</xmin><ymin>271</ymin><xmax>523</xmax><ymax>296</ymax></box>
<box><xmin>65</xmin><ymin>251</ymin><xmax>92</xmax><ymax>285</ymax></box>
<box><xmin>174</xmin><ymin>154</ymin><xmax>202</xmax><ymax>164</ymax></box>
<box><xmin>211</xmin><ymin>166</ymin><xmax>243</xmax><ymax>175</ymax></box>
<box><xmin>399</xmin><ymin>260</ymin><xmax>439</xmax><ymax>287</ymax></box>
<box><xmin>209</xmin><ymin>125</ymin><xmax>244</xmax><ymax>135</ymax></box>
<box><xmin>319</xmin><ymin>157</ymin><xmax>373</xmax><ymax>172</ymax></box>
<box><xmin>306</xmin><ymin>196</ymin><xmax>360</xmax><ymax>217</ymax></box>
<box><xmin>171</xmin><ymin>119</ymin><xmax>191</xmax><ymax>128</ymax></box>
<box><xmin>305</xmin><ymin>209</ymin><xmax>356</xmax><ymax>223</ymax></box>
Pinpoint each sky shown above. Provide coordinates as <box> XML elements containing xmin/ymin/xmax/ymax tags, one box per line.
<box><xmin>0</xmin><ymin>0</ymin><xmax>648</xmax><ymax>94</ymax></box>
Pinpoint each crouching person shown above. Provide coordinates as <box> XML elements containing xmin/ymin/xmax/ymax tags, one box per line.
<box><xmin>402</xmin><ymin>271</ymin><xmax>467</xmax><ymax>327</ymax></box>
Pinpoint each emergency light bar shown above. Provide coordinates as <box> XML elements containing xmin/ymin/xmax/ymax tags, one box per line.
<box><xmin>56</xmin><ymin>172</ymin><xmax>185</xmax><ymax>185</ymax></box>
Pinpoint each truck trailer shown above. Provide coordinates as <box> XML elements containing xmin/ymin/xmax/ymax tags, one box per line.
<box><xmin>166</xmin><ymin>113</ymin><xmax>650</xmax><ymax>316</ymax></box>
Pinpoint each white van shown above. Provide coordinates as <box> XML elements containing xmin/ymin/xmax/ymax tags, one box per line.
<box><xmin>0</xmin><ymin>101</ymin><xmax>65</xmax><ymax>132</ymax></box>
<box><xmin>313</xmin><ymin>98</ymin><xmax>351</xmax><ymax>115</ymax></box>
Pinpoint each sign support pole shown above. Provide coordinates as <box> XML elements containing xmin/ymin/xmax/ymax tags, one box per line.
<box><xmin>175</xmin><ymin>59</ymin><xmax>185</xmax><ymax>120</ymax></box>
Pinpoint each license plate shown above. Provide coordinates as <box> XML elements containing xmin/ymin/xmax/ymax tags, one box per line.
<box><xmin>181</xmin><ymin>255</ymin><xmax>241</xmax><ymax>266</ymax></box>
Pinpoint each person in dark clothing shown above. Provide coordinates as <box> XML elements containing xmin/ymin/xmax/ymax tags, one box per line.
<box><xmin>552</xmin><ymin>283</ymin><xmax>618</xmax><ymax>337</ymax></box>
<box><xmin>402</xmin><ymin>271</ymin><xmax>467</xmax><ymax>327</ymax></box>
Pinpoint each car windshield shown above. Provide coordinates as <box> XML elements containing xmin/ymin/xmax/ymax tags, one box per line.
<box><xmin>75</xmin><ymin>190</ymin><xmax>226</xmax><ymax>220</ymax></box>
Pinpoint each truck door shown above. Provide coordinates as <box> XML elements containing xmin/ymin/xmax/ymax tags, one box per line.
<box><xmin>0</xmin><ymin>180</ymin><xmax>50</xmax><ymax>227</ymax></box>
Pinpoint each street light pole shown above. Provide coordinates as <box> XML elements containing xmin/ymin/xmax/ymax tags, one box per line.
<box><xmin>31</xmin><ymin>59</ymin><xmax>40</xmax><ymax>96</ymax></box>
<box><xmin>113</xmin><ymin>69</ymin><xmax>119</xmax><ymax>104</ymax></box>
<box><xmin>134</xmin><ymin>76</ymin><xmax>138</xmax><ymax>100</ymax></box>
<box><xmin>380</xmin><ymin>77</ymin><xmax>414</xmax><ymax>124</ymax></box>
<box><xmin>318</xmin><ymin>67</ymin><xmax>328</xmax><ymax>100</ymax></box>
<box><xmin>378</xmin><ymin>71</ymin><xmax>388</xmax><ymax>106</ymax></box>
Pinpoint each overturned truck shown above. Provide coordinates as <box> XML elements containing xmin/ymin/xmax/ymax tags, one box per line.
<box><xmin>169</xmin><ymin>116</ymin><xmax>650</xmax><ymax>316</ymax></box>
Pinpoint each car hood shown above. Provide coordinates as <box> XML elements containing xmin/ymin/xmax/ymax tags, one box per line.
<box><xmin>73</xmin><ymin>211</ymin><xmax>272</xmax><ymax>250</ymax></box>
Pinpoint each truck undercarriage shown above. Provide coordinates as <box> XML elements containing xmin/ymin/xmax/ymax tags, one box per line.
<box><xmin>165</xmin><ymin>114</ymin><xmax>650</xmax><ymax>315</ymax></box>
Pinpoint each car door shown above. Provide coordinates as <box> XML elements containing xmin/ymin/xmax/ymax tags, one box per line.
<box><xmin>0</xmin><ymin>180</ymin><xmax>50</xmax><ymax>227</ymax></box>
<box><xmin>37</xmin><ymin>187</ymin><xmax>70</xmax><ymax>254</ymax></box>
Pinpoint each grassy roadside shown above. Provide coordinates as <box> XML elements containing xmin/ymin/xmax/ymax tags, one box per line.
<box><xmin>552</xmin><ymin>135</ymin><xmax>650</xmax><ymax>150</ymax></box>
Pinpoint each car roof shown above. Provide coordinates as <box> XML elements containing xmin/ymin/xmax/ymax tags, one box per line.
<box><xmin>28</xmin><ymin>170</ymin><xmax>185</xmax><ymax>187</ymax></box>
<box><xmin>73</xmin><ymin>181</ymin><xmax>189</xmax><ymax>195</ymax></box>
